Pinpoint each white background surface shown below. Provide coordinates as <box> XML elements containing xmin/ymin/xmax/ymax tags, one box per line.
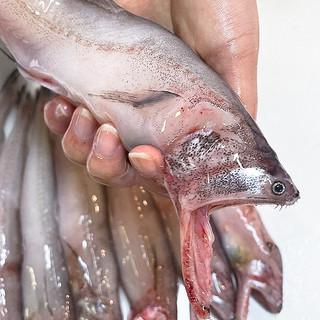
<box><xmin>247</xmin><ymin>0</ymin><xmax>320</xmax><ymax>319</ymax></box>
<box><xmin>0</xmin><ymin>0</ymin><xmax>319</xmax><ymax>319</ymax></box>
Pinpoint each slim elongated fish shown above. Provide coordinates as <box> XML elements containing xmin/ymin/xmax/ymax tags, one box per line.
<box><xmin>107</xmin><ymin>186</ymin><xmax>177</xmax><ymax>320</ymax></box>
<box><xmin>152</xmin><ymin>196</ymin><xmax>181</xmax><ymax>273</ymax></box>
<box><xmin>20</xmin><ymin>90</ymin><xmax>73</xmax><ymax>319</ymax></box>
<box><xmin>0</xmin><ymin>1</ymin><xmax>299</xmax><ymax>317</ymax></box>
<box><xmin>54</xmin><ymin>139</ymin><xmax>121</xmax><ymax>319</ymax></box>
<box><xmin>211</xmin><ymin>206</ymin><xmax>283</xmax><ymax>319</ymax></box>
<box><xmin>0</xmin><ymin>88</ymin><xmax>32</xmax><ymax>318</ymax></box>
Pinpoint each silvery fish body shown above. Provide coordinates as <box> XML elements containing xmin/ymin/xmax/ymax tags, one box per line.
<box><xmin>20</xmin><ymin>91</ymin><xmax>73</xmax><ymax>319</ymax></box>
<box><xmin>0</xmin><ymin>70</ymin><xmax>20</xmax><ymax>147</ymax></box>
<box><xmin>0</xmin><ymin>1</ymin><xmax>299</xmax><ymax>317</ymax></box>
<box><xmin>0</xmin><ymin>84</ymin><xmax>32</xmax><ymax>318</ymax></box>
<box><xmin>107</xmin><ymin>186</ymin><xmax>177</xmax><ymax>320</ymax></box>
<box><xmin>212</xmin><ymin>206</ymin><xmax>283</xmax><ymax>319</ymax></box>
<box><xmin>54</xmin><ymin>140</ymin><xmax>121</xmax><ymax>319</ymax></box>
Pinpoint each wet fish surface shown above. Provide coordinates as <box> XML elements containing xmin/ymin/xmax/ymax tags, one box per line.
<box><xmin>212</xmin><ymin>205</ymin><xmax>283</xmax><ymax>319</ymax></box>
<box><xmin>107</xmin><ymin>186</ymin><xmax>177</xmax><ymax>320</ymax></box>
<box><xmin>54</xmin><ymin>139</ymin><xmax>121</xmax><ymax>319</ymax></box>
<box><xmin>0</xmin><ymin>83</ymin><xmax>33</xmax><ymax>318</ymax></box>
<box><xmin>20</xmin><ymin>90</ymin><xmax>73</xmax><ymax>319</ymax></box>
<box><xmin>154</xmin><ymin>196</ymin><xmax>235</xmax><ymax>320</ymax></box>
<box><xmin>0</xmin><ymin>69</ymin><xmax>21</xmax><ymax>148</ymax></box>
<box><xmin>0</xmin><ymin>1</ymin><xmax>299</xmax><ymax>317</ymax></box>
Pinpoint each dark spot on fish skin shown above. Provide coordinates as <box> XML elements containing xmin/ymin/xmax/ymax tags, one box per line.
<box><xmin>221</xmin><ymin>123</ymin><xmax>242</xmax><ymax>135</ymax></box>
<box><xmin>166</xmin><ymin>131</ymin><xmax>222</xmax><ymax>174</ymax></box>
<box><xmin>266</xmin><ymin>241</ymin><xmax>274</xmax><ymax>252</ymax></box>
<box><xmin>88</xmin><ymin>89</ymin><xmax>181</xmax><ymax>107</ymax></box>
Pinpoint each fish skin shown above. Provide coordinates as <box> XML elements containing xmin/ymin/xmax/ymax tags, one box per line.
<box><xmin>152</xmin><ymin>196</ymin><xmax>181</xmax><ymax>273</ymax></box>
<box><xmin>20</xmin><ymin>90</ymin><xmax>73</xmax><ymax>319</ymax></box>
<box><xmin>107</xmin><ymin>186</ymin><xmax>177</xmax><ymax>320</ymax></box>
<box><xmin>209</xmin><ymin>228</ymin><xmax>235</xmax><ymax>320</ymax></box>
<box><xmin>211</xmin><ymin>205</ymin><xmax>283</xmax><ymax>320</ymax></box>
<box><xmin>0</xmin><ymin>69</ymin><xmax>20</xmax><ymax>148</ymax></box>
<box><xmin>0</xmin><ymin>1</ymin><xmax>299</xmax><ymax>204</ymax></box>
<box><xmin>54</xmin><ymin>139</ymin><xmax>121</xmax><ymax>320</ymax></box>
<box><xmin>0</xmin><ymin>1</ymin><xmax>299</xmax><ymax>317</ymax></box>
<box><xmin>0</xmin><ymin>85</ymin><xmax>33</xmax><ymax>319</ymax></box>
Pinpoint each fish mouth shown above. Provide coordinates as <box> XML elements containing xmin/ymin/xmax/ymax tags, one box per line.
<box><xmin>203</xmin><ymin>174</ymin><xmax>300</xmax><ymax>212</ymax></box>
<box><xmin>206</xmin><ymin>191</ymin><xmax>300</xmax><ymax>213</ymax></box>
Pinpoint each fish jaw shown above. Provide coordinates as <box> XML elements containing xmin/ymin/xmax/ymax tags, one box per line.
<box><xmin>180</xmin><ymin>206</ymin><xmax>214</xmax><ymax>319</ymax></box>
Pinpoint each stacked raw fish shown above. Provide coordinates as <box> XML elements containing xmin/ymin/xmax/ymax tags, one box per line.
<box><xmin>0</xmin><ymin>71</ymin><xmax>285</xmax><ymax>319</ymax></box>
<box><xmin>0</xmin><ymin>1</ymin><xmax>300</xmax><ymax>318</ymax></box>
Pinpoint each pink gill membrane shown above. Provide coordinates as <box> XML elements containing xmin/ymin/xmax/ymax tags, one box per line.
<box><xmin>180</xmin><ymin>206</ymin><xmax>214</xmax><ymax>319</ymax></box>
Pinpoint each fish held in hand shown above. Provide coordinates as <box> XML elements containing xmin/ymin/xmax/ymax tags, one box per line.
<box><xmin>0</xmin><ymin>1</ymin><xmax>299</xmax><ymax>317</ymax></box>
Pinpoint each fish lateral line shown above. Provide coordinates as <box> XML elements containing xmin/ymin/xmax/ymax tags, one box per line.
<box><xmin>88</xmin><ymin>89</ymin><xmax>181</xmax><ymax>107</ymax></box>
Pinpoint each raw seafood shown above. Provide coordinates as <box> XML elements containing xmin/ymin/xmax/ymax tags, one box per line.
<box><xmin>212</xmin><ymin>206</ymin><xmax>283</xmax><ymax>319</ymax></box>
<box><xmin>0</xmin><ymin>69</ymin><xmax>20</xmax><ymax>148</ymax></box>
<box><xmin>209</xmin><ymin>231</ymin><xmax>235</xmax><ymax>320</ymax></box>
<box><xmin>153</xmin><ymin>196</ymin><xmax>235</xmax><ymax>320</ymax></box>
<box><xmin>20</xmin><ymin>90</ymin><xmax>73</xmax><ymax>319</ymax></box>
<box><xmin>0</xmin><ymin>85</ymin><xmax>32</xmax><ymax>318</ymax></box>
<box><xmin>152</xmin><ymin>196</ymin><xmax>181</xmax><ymax>273</ymax></box>
<box><xmin>0</xmin><ymin>1</ymin><xmax>299</xmax><ymax>317</ymax></box>
<box><xmin>107</xmin><ymin>186</ymin><xmax>177</xmax><ymax>319</ymax></box>
<box><xmin>54</xmin><ymin>139</ymin><xmax>121</xmax><ymax>319</ymax></box>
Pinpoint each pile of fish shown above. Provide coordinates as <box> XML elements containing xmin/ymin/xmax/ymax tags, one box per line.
<box><xmin>0</xmin><ymin>70</ymin><xmax>289</xmax><ymax>320</ymax></box>
<box><xmin>0</xmin><ymin>0</ymin><xmax>299</xmax><ymax>319</ymax></box>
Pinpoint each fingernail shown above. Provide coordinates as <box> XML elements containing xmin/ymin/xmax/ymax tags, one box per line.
<box><xmin>55</xmin><ymin>102</ymin><xmax>73</xmax><ymax>120</ymax></box>
<box><xmin>129</xmin><ymin>152</ymin><xmax>157</xmax><ymax>173</ymax></box>
<box><xmin>73</xmin><ymin>108</ymin><xmax>96</xmax><ymax>141</ymax></box>
<box><xmin>93</xmin><ymin>123</ymin><xmax>119</xmax><ymax>158</ymax></box>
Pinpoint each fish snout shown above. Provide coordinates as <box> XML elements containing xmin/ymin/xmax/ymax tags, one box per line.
<box><xmin>266</xmin><ymin>174</ymin><xmax>300</xmax><ymax>206</ymax></box>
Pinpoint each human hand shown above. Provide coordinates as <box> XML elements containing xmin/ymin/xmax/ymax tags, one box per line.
<box><xmin>44</xmin><ymin>0</ymin><xmax>259</xmax><ymax>192</ymax></box>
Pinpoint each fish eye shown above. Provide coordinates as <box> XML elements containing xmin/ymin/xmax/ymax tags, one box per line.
<box><xmin>272</xmin><ymin>181</ymin><xmax>286</xmax><ymax>195</ymax></box>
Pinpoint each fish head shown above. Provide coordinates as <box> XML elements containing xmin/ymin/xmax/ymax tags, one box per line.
<box><xmin>163</xmin><ymin>99</ymin><xmax>299</xmax><ymax>213</ymax></box>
